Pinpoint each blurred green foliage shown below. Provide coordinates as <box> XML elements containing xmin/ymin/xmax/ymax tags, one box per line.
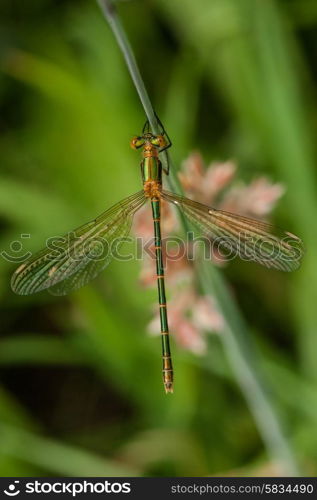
<box><xmin>0</xmin><ymin>0</ymin><xmax>317</xmax><ymax>476</ymax></box>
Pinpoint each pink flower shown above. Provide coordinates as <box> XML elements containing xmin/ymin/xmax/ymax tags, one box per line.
<box><xmin>179</xmin><ymin>153</ymin><xmax>236</xmax><ymax>204</ymax></box>
<box><xmin>179</xmin><ymin>153</ymin><xmax>284</xmax><ymax>218</ymax></box>
<box><xmin>192</xmin><ymin>295</ymin><xmax>224</xmax><ymax>332</ymax></box>
<box><xmin>220</xmin><ymin>178</ymin><xmax>285</xmax><ymax>217</ymax></box>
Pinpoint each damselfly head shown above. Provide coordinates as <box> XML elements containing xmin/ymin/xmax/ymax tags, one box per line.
<box><xmin>130</xmin><ymin>133</ymin><xmax>167</xmax><ymax>150</ymax></box>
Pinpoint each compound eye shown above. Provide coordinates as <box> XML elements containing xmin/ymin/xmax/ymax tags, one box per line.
<box><xmin>150</xmin><ymin>135</ymin><xmax>166</xmax><ymax>148</ymax></box>
<box><xmin>130</xmin><ymin>136</ymin><xmax>145</xmax><ymax>149</ymax></box>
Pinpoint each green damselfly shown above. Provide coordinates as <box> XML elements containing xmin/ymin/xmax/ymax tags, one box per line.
<box><xmin>11</xmin><ymin>119</ymin><xmax>304</xmax><ymax>393</ymax></box>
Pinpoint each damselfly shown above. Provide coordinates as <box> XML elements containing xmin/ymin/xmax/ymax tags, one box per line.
<box><xmin>11</xmin><ymin>119</ymin><xmax>304</xmax><ymax>393</ymax></box>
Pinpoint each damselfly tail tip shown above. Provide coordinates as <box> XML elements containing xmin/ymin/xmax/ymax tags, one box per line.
<box><xmin>164</xmin><ymin>382</ymin><xmax>174</xmax><ymax>394</ymax></box>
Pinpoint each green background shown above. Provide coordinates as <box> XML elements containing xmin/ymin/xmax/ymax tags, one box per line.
<box><xmin>0</xmin><ymin>0</ymin><xmax>317</xmax><ymax>476</ymax></box>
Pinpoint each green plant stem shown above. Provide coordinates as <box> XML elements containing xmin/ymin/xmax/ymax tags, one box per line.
<box><xmin>96</xmin><ymin>0</ymin><xmax>157</xmax><ymax>131</ymax></box>
<box><xmin>97</xmin><ymin>0</ymin><xmax>299</xmax><ymax>475</ymax></box>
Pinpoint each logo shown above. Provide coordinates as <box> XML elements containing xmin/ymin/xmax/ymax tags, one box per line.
<box><xmin>4</xmin><ymin>481</ymin><xmax>20</xmax><ymax>496</ymax></box>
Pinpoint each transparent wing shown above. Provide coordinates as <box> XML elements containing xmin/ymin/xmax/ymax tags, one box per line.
<box><xmin>11</xmin><ymin>191</ymin><xmax>147</xmax><ymax>295</ymax></box>
<box><xmin>162</xmin><ymin>190</ymin><xmax>304</xmax><ymax>272</ymax></box>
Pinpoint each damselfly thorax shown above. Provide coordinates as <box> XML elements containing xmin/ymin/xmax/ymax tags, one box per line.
<box><xmin>130</xmin><ymin>131</ymin><xmax>167</xmax><ymax>199</ymax></box>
